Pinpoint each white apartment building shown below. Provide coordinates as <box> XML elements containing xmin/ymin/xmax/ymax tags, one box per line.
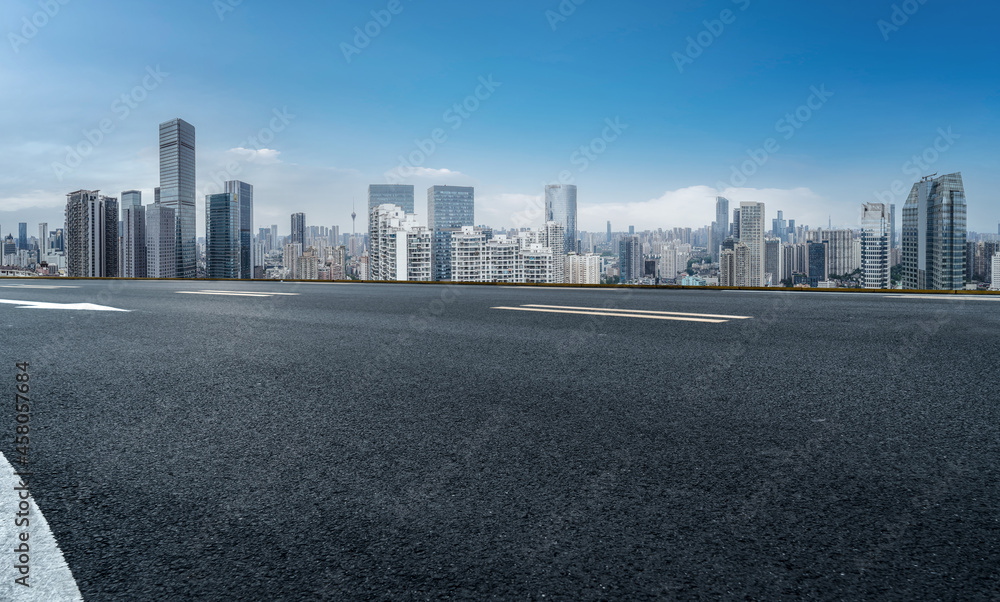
<box><xmin>565</xmin><ymin>253</ymin><xmax>602</xmax><ymax>284</ymax></box>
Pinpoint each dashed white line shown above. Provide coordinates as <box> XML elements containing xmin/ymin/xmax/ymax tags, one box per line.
<box><xmin>522</xmin><ymin>304</ymin><xmax>753</xmax><ymax>320</ymax></box>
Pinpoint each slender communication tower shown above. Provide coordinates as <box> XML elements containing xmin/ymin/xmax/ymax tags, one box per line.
<box><xmin>351</xmin><ymin>200</ymin><xmax>357</xmax><ymax>237</ymax></box>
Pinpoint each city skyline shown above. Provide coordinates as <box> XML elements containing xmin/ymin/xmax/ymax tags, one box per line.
<box><xmin>2</xmin><ymin>1</ymin><xmax>998</xmax><ymax>234</ymax></box>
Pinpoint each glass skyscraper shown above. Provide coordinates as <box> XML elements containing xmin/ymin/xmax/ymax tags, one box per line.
<box><xmin>206</xmin><ymin>193</ymin><xmax>240</xmax><ymax>279</ymax></box>
<box><xmin>291</xmin><ymin>213</ymin><xmax>306</xmax><ymax>247</ymax></box>
<box><xmin>18</xmin><ymin>223</ymin><xmax>28</xmax><ymax>250</ymax></box>
<box><xmin>902</xmin><ymin>172</ymin><xmax>967</xmax><ymax>290</ymax></box>
<box><xmin>428</xmin><ymin>186</ymin><xmax>475</xmax><ymax>281</ymax></box>
<box><xmin>159</xmin><ymin>118</ymin><xmax>196</xmax><ymax>278</ymax></box>
<box><xmin>225</xmin><ymin>180</ymin><xmax>254</xmax><ymax>279</ymax></box>
<box><xmin>545</xmin><ymin>184</ymin><xmax>577</xmax><ymax>255</ymax></box>
<box><xmin>369</xmin><ymin>185</ymin><xmax>415</xmax><ymax>217</ymax></box>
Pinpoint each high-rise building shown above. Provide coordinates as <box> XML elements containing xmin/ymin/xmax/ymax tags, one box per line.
<box><xmin>902</xmin><ymin>173</ymin><xmax>967</xmax><ymax>290</ymax></box>
<box><xmin>369</xmin><ymin>184</ymin><xmax>415</xmax><ymax>217</ymax></box>
<box><xmin>545</xmin><ymin>184</ymin><xmax>578</xmax><ymax>255</ymax></box>
<box><xmin>38</xmin><ymin>223</ymin><xmax>48</xmax><ymax>255</ymax></box>
<box><xmin>618</xmin><ymin>236</ymin><xmax>641</xmax><ymax>282</ymax></box>
<box><xmin>738</xmin><ymin>202</ymin><xmax>765</xmax><ymax>286</ymax></box>
<box><xmin>565</xmin><ymin>254</ymin><xmax>602</xmax><ymax>285</ymax></box>
<box><xmin>122</xmin><ymin>190</ymin><xmax>142</xmax><ymax>211</ymax></box>
<box><xmin>820</xmin><ymin>229</ymin><xmax>855</xmax><ymax>276</ymax></box>
<box><xmin>206</xmin><ymin>193</ymin><xmax>240</xmax><ymax>279</ymax></box>
<box><xmin>720</xmin><ymin>248</ymin><xmax>736</xmax><ymax>286</ymax></box>
<box><xmin>543</xmin><ymin>221</ymin><xmax>566</xmax><ymax>283</ymax></box>
<box><xmin>712</xmin><ymin>197</ymin><xmax>730</xmax><ymax>262</ymax></box>
<box><xmin>732</xmin><ymin>208</ymin><xmax>741</xmax><ymax>239</ymax></box>
<box><xmin>450</xmin><ymin>227</ymin><xmax>487</xmax><ymax>283</ymax></box>
<box><xmin>370</xmin><ymin>204</ymin><xmax>432</xmax><ymax>281</ymax></box>
<box><xmin>861</xmin><ymin>203</ymin><xmax>891</xmax><ymax>289</ymax></box>
<box><xmin>764</xmin><ymin>238</ymin><xmax>781</xmax><ymax>286</ymax></box>
<box><xmin>158</xmin><ymin>118</ymin><xmax>196</xmax><ymax>278</ymax></box>
<box><xmin>291</xmin><ymin>213</ymin><xmax>306</xmax><ymax>247</ymax></box>
<box><xmin>225</xmin><ymin>181</ymin><xmax>253</xmax><ymax>279</ymax></box>
<box><xmin>65</xmin><ymin>191</ymin><xmax>118</xmax><ymax>278</ymax></box>
<box><xmin>734</xmin><ymin>242</ymin><xmax>754</xmax><ymax>287</ymax></box>
<box><xmin>889</xmin><ymin>203</ymin><xmax>897</xmax><ymax>250</ymax></box>
<box><xmin>17</xmin><ymin>223</ymin><xmax>27</xmax><ymax>251</ymax></box>
<box><xmin>991</xmin><ymin>254</ymin><xmax>1000</xmax><ymax>291</ymax></box>
<box><xmin>607</xmin><ymin>221</ymin><xmax>612</xmax><ymax>243</ymax></box>
<box><xmin>428</xmin><ymin>185</ymin><xmax>475</xmax><ymax>281</ymax></box>
<box><xmin>122</xmin><ymin>203</ymin><xmax>147</xmax><ymax>278</ymax></box>
<box><xmin>772</xmin><ymin>210</ymin><xmax>788</xmax><ymax>242</ymax></box>
<box><xmin>807</xmin><ymin>241</ymin><xmax>828</xmax><ymax>286</ymax></box>
<box><xmin>146</xmin><ymin>203</ymin><xmax>177</xmax><ymax>278</ymax></box>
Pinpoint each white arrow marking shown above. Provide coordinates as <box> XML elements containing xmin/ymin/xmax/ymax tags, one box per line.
<box><xmin>0</xmin><ymin>452</ymin><xmax>84</xmax><ymax>601</ymax></box>
<box><xmin>0</xmin><ymin>299</ymin><xmax>130</xmax><ymax>312</ymax></box>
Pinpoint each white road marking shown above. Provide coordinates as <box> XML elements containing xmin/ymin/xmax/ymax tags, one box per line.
<box><xmin>0</xmin><ymin>299</ymin><xmax>130</xmax><ymax>312</ymax></box>
<box><xmin>176</xmin><ymin>290</ymin><xmax>300</xmax><ymax>298</ymax></box>
<box><xmin>493</xmin><ymin>306</ymin><xmax>730</xmax><ymax>323</ymax></box>
<box><xmin>0</xmin><ymin>452</ymin><xmax>84</xmax><ymax>601</ymax></box>
<box><xmin>523</xmin><ymin>304</ymin><xmax>753</xmax><ymax>320</ymax></box>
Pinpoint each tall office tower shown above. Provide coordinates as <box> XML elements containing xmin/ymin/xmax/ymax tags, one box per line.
<box><xmin>102</xmin><ymin>196</ymin><xmax>119</xmax><ymax>277</ymax></box>
<box><xmin>732</xmin><ymin>208</ymin><xmax>741</xmax><ymax>239</ymax></box>
<box><xmin>545</xmin><ymin>184</ymin><xmax>578</xmax><ymax>255</ymax></box>
<box><xmin>270</xmin><ymin>224</ymin><xmax>278</xmax><ymax>250</ymax></box>
<box><xmin>772</xmin><ymin>210</ymin><xmax>786</xmax><ymax>240</ymax></box>
<box><xmin>223</xmin><ymin>181</ymin><xmax>253</xmax><ymax>279</ymax></box>
<box><xmin>145</xmin><ymin>203</ymin><xmax>177</xmax><ymax>278</ymax></box>
<box><xmin>711</xmin><ymin>197</ymin><xmax>730</xmax><ymax>262</ymax></box>
<box><xmin>18</xmin><ymin>223</ymin><xmax>27</xmax><ymax>250</ymax></box>
<box><xmin>428</xmin><ymin>185</ymin><xmax>475</xmax><ymax>281</ymax></box>
<box><xmin>122</xmin><ymin>190</ymin><xmax>141</xmax><ymax>211</ymax></box>
<box><xmin>628</xmin><ymin>226</ymin><xmax>635</xmax><ymax>236</ymax></box>
<box><xmin>902</xmin><ymin>173</ymin><xmax>967</xmax><ymax>290</ymax></box>
<box><xmin>158</xmin><ymin>119</ymin><xmax>196</xmax><ymax>278</ymax></box>
<box><xmin>821</xmin><ymin>230</ymin><xmax>855</xmax><ymax>276</ymax></box>
<box><xmin>807</xmin><ymin>241</ymin><xmax>828</xmax><ymax>285</ymax></box>
<box><xmin>450</xmin><ymin>227</ymin><xmax>487</xmax><ymax>282</ymax></box>
<box><xmin>543</xmin><ymin>221</ymin><xmax>566</xmax><ymax>283</ymax></box>
<box><xmin>618</xmin><ymin>236</ymin><xmax>641</xmax><ymax>282</ymax></box>
<box><xmin>65</xmin><ymin>190</ymin><xmax>117</xmax><ymax>277</ymax></box>
<box><xmin>369</xmin><ymin>184</ymin><xmax>415</xmax><ymax>217</ymax></box>
<box><xmin>291</xmin><ymin>213</ymin><xmax>306</xmax><ymax>247</ymax></box>
<box><xmin>38</xmin><ymin>223</ymin><xmax>48</xmax><ymax>254</ymax></box>
<box><xmin>992</xmin><ymin>254</ymin><xmax>1000</xmax><ymax>291</ymax></box>
<box><xmin>122</xmin><ymin>203</ymin><xmax>147</xmax><ymax>278</ymax></box>
<box><xmin>861</xmin><ymin>203</ymin><xmax>891</xmax><ymax>289</ymax></box>
<box><xmin>205</xmin><ymin>193</ymin><xmax>240</xmax><ymax>279</ymax></box>
<box><xmin>738</xmin><ymin>202</ymin><xmax>765</xmax><ymax>286</ymax></box>
<box><xmin>607</xmin><ymin>221</ymin><xmax>612</xmax><ymax>243</ymax></box>
<box><xmin>780</xmin><ymin>243</ymin><xmax>795</xmax><ymax>284</ymax></box>
<box><xmin>720</xmin><ymin>248</ymin><xmax>736</xmax><ymax>286</ymax></box>
<box><xmin>2</xmin><ymin>235</ymin><xmax>15</xmax><ymax>258</ymax></box>
<box><xmin>889</xmin><ymin>203</ymin><xmax>897</xmax><ymax>250</ymax></box>
<box><xmin>764</xmin><ymin>238</ymin><xmax>781</xmax><ymax>286</ymax></box>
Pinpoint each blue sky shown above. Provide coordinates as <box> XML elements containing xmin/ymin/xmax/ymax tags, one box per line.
<box><xmin>2</xmin><ymin>0</ymin><xmax>998</xmax><ymax>237</ymax></box>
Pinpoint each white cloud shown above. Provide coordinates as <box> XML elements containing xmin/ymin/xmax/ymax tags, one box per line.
<box><xmin>0</xmin><ymin>190</ymin><xmax>66</xmax><ymax>213</ymax></box>
<box><xmin>227</xmin><ymin>147</ymin><xmax>282</xmax><ymax>164</ymax></box>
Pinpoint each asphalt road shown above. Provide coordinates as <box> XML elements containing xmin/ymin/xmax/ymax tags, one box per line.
<box><xmin>1</xmin><ymin>280</ymin><xmax>998</xmax><ymax>600</ymax></box>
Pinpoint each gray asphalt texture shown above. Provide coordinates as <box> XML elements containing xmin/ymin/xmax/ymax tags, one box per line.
<box><xmin>1</xmin><ymin>280</ymin><xmax>999</xmax><ymax>601</ymax></box>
